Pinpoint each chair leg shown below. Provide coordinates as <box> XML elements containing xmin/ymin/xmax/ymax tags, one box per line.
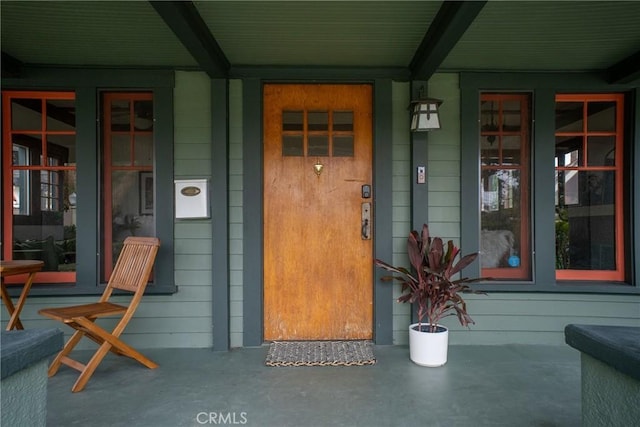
<box><xmin>48</xmin><ymin>329</ymin><xmax>85</xmax><ymax>377</ymax></box>
<box><xmin>71</xmin><ymin>341</ymin><xmax>113</xmax><ymax>393</ymax></box>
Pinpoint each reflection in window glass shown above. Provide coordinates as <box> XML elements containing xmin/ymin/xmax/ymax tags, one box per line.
<box><xmin>333</xmin><ymin>136</ymin><xmax>354</xmax><ymax>157</ymax></box>
<box><xmin>308</xmin><ymin>135</ymin><xmax>329</xmax><ymax>157</ymax></box>
<box><xmin>308</xmin><ymin>111</ymin><xmax>328</xmax><ymax>131</ymax></box>
<box><xmin>333</xmin><ymin>111</ymin><xmax>353</xmax><ymax>131</ymax></box>
<box><xmin>283</xmin><ymin>111</ymin><xmax>303</xmax><ymax>131</ymax></box>
<box><xmin>11</xmin><ymin>99</ymin><xmax>42</xmax><ymax>131</ymax></box>
<box><xmin>555</xmin><ymin>171</ymin><xmax>616</xmax><ymax>270</ymax></box>
<box><xmin>282</xmin><ymin>135</ymin><xmax>304</xmax><ymax>156</ymax></box>
<box><xmin>111</xmin><ymin>100</ymin><xmax>130</xmax><ymax>131</ymax></box>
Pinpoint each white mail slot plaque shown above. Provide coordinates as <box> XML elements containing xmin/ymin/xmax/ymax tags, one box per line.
<box><xmin>175</xmin><ymin>179</ymin><xmax>209</xmax><ymax>219</ymax></box>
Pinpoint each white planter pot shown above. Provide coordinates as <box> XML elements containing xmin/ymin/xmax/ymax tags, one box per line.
<box><xmin>408</xmin><ymin>323</ymin><xmax>449</xmax><ymax>367</ymax></box>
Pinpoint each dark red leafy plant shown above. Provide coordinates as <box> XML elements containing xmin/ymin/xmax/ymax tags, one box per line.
<box><xmin>375</xmin><ymin>224</ymin><xmax>486</xmax><ymax>333</ymax></box>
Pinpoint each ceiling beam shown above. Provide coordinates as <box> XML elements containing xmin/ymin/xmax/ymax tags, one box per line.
<box><xmin>410</xmin><ymin>1</ymin><xmax>487</xmax><ymax>80</ymax></box>
<box><xmin>606</xmin><ymin>50</ymin><xmax>640</xmax><ymax>85</ymax></box>
<box><xmin>2</xmin><ymin>51</ymin><xmax>24</xmax><ymax>78</ymax></box>
<box><xmin>149</xmin><ymin>1</ymin><xmax>230</xmax><ymax>78</ymax></box>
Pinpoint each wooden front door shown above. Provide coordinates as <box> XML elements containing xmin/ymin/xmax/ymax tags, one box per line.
<box><xmin>263</xmin><ymin>84</ymin><xmax>373</xmax><ymax>341</ymax></box>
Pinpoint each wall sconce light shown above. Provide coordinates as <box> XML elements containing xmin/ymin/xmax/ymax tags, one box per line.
<box><xmin>68</xmin><ymin>192</ymin><xmax>77</xmax><ymax>207</ymax></box>
<box><xmin>409</xmin><ymin>88</ymin><xmax>443</xmax><ymax>132</ymax></box>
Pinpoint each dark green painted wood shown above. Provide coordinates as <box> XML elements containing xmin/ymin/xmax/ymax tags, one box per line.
<box><xmin>150</xmin><ymin>1</ymin><xmax>230</xmax><ymax>78</ymax></box>
<box><xmin>410</xmin><ymin>80</ymin><xmax>430</xmax><ymax>324</ymax></box>
<box><xmin>459</xmin><ymin>84</ymin><xmax>481</xmax><ymax>279</ymax></box>
<box><xmin>410</xmin><ymin>81</ymin><xmax>430</xmax><ymax>230</ymax></box>
<box><xmin>230</xmin><ymin>66</ymin><xmax>410</xmax><ymax>81</ymax></box>
<box><xmin>2</xmin><ymin>67</ymin><xmax>175</xmax><ymax>88</ymax></box>
<box><xmin>242</xmin><ymin>78</ymin><xmax>263</xmax><ymax>347</ymax></box>
<box><xmin>533</xmin><ymin>89</ymin><xmax>557</xmax><ymax>286</ymax></box>
<box><xmin>459</xmin><ymin>72</ymin><xmax>640</xmax><ymax>293</ymax></box>
<box><xmin>373</xmin><ymin>80</ymin><xmax>394</xmax><ymax>345</ymax></box>
<box><xmin>153</xmin><ymin>87</ymin><xmax>177</xmax><ymax>292</ymax></box>
<box><xmin>633</xmin><ymin>89</ymin><xmax>640</xmax><ymax>283</ymax></box>
<box><xmin>74</xmin><ymin>87</ymin><xmax>99</xmax><ymax>289</ymax></box>
<box><xmin>606</xmin><ymin>50</ymin><xmax>640</xmax><ymax>84</ymax></box>
<box><xmin>211</xmin><ymin>79</ymin><xmax>230</xmax><ymax>351</ymax></box>
<box><xmin>410</xmin><ymin>1</ymin><xmax>487</xmax><ymax>80</ymax></box>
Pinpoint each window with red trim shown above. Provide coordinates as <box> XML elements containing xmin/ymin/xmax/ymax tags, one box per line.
<box><xmin>554</xmin><ymin>94</ymin><xmax>624</xmax><ymax>281</ymax></box>
<box><xmin>2</xmin><ymin>91</ymin><xmax>77</xmax><ymax>284</ymax></box>
<box><xmin>101</xmin><ymin>92</ymin><xmax>155</xmax><ymax>282</ymax></box>
<box><xmin>479</xmin><ymin>93</ymin><xmax>532</xmax><ymax>280</ymax></box>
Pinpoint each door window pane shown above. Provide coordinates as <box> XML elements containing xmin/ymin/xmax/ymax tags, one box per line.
<box><xmin>283</xmin><ymin>111</ymin><xmax>303</xmax><ymax>131</ymax></box>
<box><xmin>308</xmin><ymin>111</ymin><xmax>328</xmax><ymax>131</ymax></box>
<box><xmin>282</xmin><ymin>135</ymin><xmax>304</xmax><ymax>156</ymax></box>
<box><xmin>308</xmin><ymin>135</ymin><xmax>329</xmax><ymax>157</ymax></box>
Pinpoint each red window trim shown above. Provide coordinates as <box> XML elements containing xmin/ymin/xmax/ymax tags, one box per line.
<box><xmin>2</xmin><ymin>91</ymin><xmax>76</xmax><ymax>284</ymax></box>
<box><xmin>555</xmin><ymin>93</ymin><xmax>625</xmax><ymax>282</ymax></box>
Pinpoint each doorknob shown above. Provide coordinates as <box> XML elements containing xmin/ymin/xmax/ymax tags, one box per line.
<box><xmin>361</xmin><ymin>202</ymin><xmax>371</xmax><ymax>240</ymax></box>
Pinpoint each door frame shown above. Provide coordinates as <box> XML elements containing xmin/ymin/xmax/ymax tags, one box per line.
<box><xmin>242</xmin><ymin>79</ymin><xmax>394</xmax><ymax>346</ymax></box>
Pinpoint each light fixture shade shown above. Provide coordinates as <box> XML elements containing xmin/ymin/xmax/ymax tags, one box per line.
<box><xmin>410</xmin><ymin>98</ymin><xmax>443</xmax><ymax>131</ymax></box>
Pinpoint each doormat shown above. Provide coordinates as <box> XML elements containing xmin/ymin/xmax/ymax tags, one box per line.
<box><xmin>265</xmin><ymin>340</ymin><xmax>376</xmax><ymax>367</ymax></box>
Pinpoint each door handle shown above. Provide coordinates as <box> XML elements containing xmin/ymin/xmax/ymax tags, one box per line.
<box><xmin>361</xmin><ymin>202</ymin><xmax>371</xmax><ymax>240</ymax></box>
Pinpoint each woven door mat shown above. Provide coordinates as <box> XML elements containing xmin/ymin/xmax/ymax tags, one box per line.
<box><xmin>265</xmin><ymin>340</ymin><xmax>376</xmax><ymax>367</ymax></box>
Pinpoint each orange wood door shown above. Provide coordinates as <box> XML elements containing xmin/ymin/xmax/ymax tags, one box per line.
<box><xmin>263</xmin><ymin>84</ymin><xmax>373</xmax><ymax>341</ymax></box>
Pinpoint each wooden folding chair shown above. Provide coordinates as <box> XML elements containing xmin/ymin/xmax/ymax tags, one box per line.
<box><xmin>39</xmin><ymin>236</ymin><xmax>160</xmax><ymax>392</ymax></box>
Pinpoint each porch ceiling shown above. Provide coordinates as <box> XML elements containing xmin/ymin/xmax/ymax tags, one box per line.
<box><xmin>1</xmin><ymin>1</ymin><xmax>639</xmax><ymax>84</ymax></box>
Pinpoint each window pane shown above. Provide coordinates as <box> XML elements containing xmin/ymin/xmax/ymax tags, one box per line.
<box><xmin>46</xmin><ymin>99</ymin><xmax>76</xmax><ymax>131</ymax></box>
<box><xmin>480</xmin><ymin>169</ymin><xmax>527</xmax><ymax>271</ymax></box>
<box><xmin>556</xmin><ymin>102</ymin><xmax>583</xmax><ymax>132</ymax></box>
<box><xmin>481</xmin><ymin>136</ymin><xmax>499</xmax><ymax>166</ymax></box>
<box><xmin>333</xmin><ymin>136</ymin><xmax>354</xmax><ymax>157</ymax></box>
<box><xmin>282</xmin><ymin>135</ymin><xmax>304</xmax><ymax>156</ymax></box>
<box><xmin>308</xmin><ymin>135</ymin><xmax>329</xmax><ymax>157</ymax></box>
<box><xmin>12</xmin><ymin>138</ymin><xmax>39</xmax><ymax>166</ymax></box>
<box><xmin>47</xmin><ymin>135</ymin><xmax>76</xmax><ymax>167</ymax></box>
<box><xmin>134</xmin><ymin>100</ymin><xmax>153</xmax><ymax>131</ymax></box>
<box><xmin>12</xmin><ymin>170</ymin><xmax>76</xmax><ymax>272</ymax></box>
<box><xmin>502</xmin><ymin>136</ymin><xmax>521</xmax><ymax>165</ymax></box>
<box><xmin>308</xmin><ymin>111</ymin><xmax>328</xmax><ymax>131</ymax></box>
<box><xmin>134</xmin><ymin>134</ymin><xmax>153</xmax><ymax>166</ymax></box>
<box><xmin>111</xmin><ymin>100</ymin><xmax>130</xmax><ymax>131</ymax></box>
<box><xmin>586</xmin><ymin>136</ymin><xmax>616</xmax><ymax>167</ymax></box>
<box><xmin>502</xmin><ymin>100</ymin><xmax>521</xmax><ymax>132</ymax></box>
<box><xmin>109</xmin><ymin>170</ymin><xmax>155</xmax><ymax>268</ymax></box>
<box><xmin>12</xmin><ymin>99</ymin><xmax>42</xmax><ymax>130</ymax></box>
<box><xmin>333</xmin><ymin>111</ymin><xmax>353</xmax><ymax>131</ymax></box>
<box><xmin>111</xmin><ymin>134</ymin><xmax>130</xmax><ymax>166</ymax></box>
<box><xmin>587</xmin><ymin>101</ymin><xmax>616</xmax><ymax>132</ymax></box>
<box><xmin>555</xmin><ymin>136</ymin><xmax>581</xmax><ymax>167</ymax></box>
<box><xmin>555</xmin><ymin>171</ymin><xmax>616</xmax><ymax>271</ymax></box>
<box><xmin>283</xmin><ymin>111</ymin><xmax>303</xmax><ymax>131</ymax></box>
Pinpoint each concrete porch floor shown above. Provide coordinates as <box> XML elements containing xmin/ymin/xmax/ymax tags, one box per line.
<box><xmin>46</xmin><ymin>344</ymin><xmax>581</xmax><ymax>427</ymax></box>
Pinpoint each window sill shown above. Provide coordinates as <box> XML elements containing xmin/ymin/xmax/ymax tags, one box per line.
<box><xmin>472</xmin><ymin>281</ymin><xmax>640</xmax><ymax>294</ymax></box>
<box><xmin>6</xmin><ymin>283</ymin><xmax>178</xmax><ymax>297</ymax></box>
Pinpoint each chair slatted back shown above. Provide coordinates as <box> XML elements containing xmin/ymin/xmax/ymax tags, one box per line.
<box><xmin>106</xmin><ymin>237</ymin><xmax>160</xmax><ymax>294</ymax></box>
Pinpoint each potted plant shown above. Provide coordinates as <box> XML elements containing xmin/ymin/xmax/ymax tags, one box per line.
<box><xmin>374</xmin><ymin>224</ymin><xmax>485</xmax><ymax>367</ymax></box>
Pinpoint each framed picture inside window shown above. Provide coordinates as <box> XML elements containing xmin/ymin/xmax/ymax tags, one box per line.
<box><xmin>139</xmin><ymin>171</ymin><xmax>153</xmax><ymax>215</ymax></box>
